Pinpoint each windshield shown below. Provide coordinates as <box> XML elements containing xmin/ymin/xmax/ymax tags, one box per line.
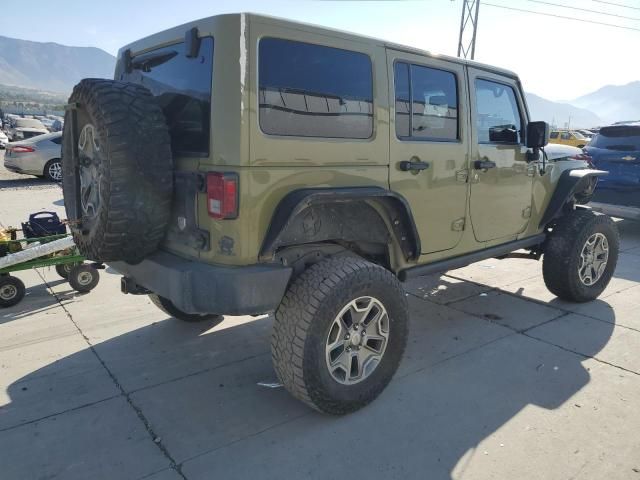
<box><xmin>121</xmin><ymin>37</ymin><xmax>214</xmax><ymax>156</ymax></box>
<box><xmin>591</xmin><ymin>127</ymin><xmax>640</xmax><ymax>151</ymax></box>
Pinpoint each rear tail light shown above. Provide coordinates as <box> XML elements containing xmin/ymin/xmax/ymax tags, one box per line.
<box><xmin>206</xmin><ymin>172</ymin><xmax>238</xmax><ymax>219</ymax></box>
<box><xmin>10</xmin><ymin>146</ymin><xmax>35</xmax><ymax>153</ymax></box>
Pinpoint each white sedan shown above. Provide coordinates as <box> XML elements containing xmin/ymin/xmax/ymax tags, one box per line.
<box><xmin>3</xmin><ymin>132</ymin><xmax>62</xmax><ymax>182</ymax></box>
<box><xmin>0</xmin><ymin>130</ymin><xmax>8</xmax><ymax>149</ymax></box>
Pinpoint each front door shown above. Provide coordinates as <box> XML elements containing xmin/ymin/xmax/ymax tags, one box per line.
<box><xmin>468</xmin><ymin>68</ymin><xmax>533</xmax><ymax>242</ymax></box>
<box><xmin>387</xmin><ymin>49</ymin><xmax>470</xmax><ymax>254</ymax></box>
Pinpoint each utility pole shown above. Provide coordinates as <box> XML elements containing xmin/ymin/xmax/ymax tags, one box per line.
<box><xmin>457</xmin><ymin>0</ymin><xmax>481</xmax><ymax>60</ymax></box>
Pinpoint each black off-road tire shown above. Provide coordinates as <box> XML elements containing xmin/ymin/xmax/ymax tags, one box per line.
<box><xmin>543</xmin><ymin>210</ymin><xmax>619</xmax><ymax>302</ymax></box>
<box><xmin>149</xmin><ymin>294</ymin><xmax>224</xmax><ymax>324</ymax></box>
<box><xmin>62</xmin><ymin>79</ymin><xmax>173</xmax><ymax>263</ymax></box>
<box><xmin>271</xmin><ymin>256</ymin><xmax>409</xmax><ymax>415</ymax></box>
<box><xmin>68</xmin><ymin>264</ymin><xmax>100</xmax><ymax>293</ymax></box>
<box><xmin>0</xmin><ymin>275</ymin><xmax>26</xmax><ymax>308</ymax></box>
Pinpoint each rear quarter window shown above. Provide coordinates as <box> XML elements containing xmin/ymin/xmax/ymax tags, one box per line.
<box><xmin>121</xmin><ymin>37</ymin><xmax>214</xmax><ymax>157</ymax></box>
<box><xmin>258</xmin><ymin>38</ymin><xmax>373</xmax><ymax>139</ymax></box>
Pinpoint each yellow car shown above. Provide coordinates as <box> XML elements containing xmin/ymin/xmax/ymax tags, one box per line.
<box><xmin>549</xmin><ymin>130</ymin><xmax>590</xmax><ymax>148</ymax></box>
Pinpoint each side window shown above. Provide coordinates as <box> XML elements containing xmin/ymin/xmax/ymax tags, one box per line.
<box><xmin>258</xmin><ymin>38</ymin><xmax>373</xmax><ymax>139</ymax></box>
<box><xmin>561</xmin><ymin>132</ymin><xmax>571</xmax><ymax>140</ymax></box>
<box><xmin>394</xmin><ymin>62</ymin><xmax>458</xmax><ymax>141</ymax></box>
<box><xmin>475</xmin><ymin>79</ymin><xmax>522</xmax><ymax>144</ymax></box>
<box><xmin>550</xmin><ymin>131</ymin><xmax>559</xmax><ymax>139</ymax></box>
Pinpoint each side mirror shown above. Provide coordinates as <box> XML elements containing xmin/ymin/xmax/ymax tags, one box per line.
<box><xmin>526</xmin><ymin>121</ymin><xmax>550</xmax><ymax>149</ymax></box>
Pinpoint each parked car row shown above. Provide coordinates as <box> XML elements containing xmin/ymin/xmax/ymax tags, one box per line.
<box><xmin>3</xmin><ymin>131</ymin><xmax>63</xmax><ymax>182</ymax></box>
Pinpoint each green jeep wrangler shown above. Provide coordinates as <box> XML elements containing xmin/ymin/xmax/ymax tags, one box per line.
<box><xmin>61</xmin><ymin>13</ymin><xmax>618</xmax><ymax>414</ymax></box>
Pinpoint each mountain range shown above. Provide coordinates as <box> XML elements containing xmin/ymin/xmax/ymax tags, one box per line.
<box><xmin>0</xmin><ymin>35</ymin><xmax>116</xmax><ymax>93</ymax></box>
<box><xmin>0</xmin><ymin>35</ymin><xmax>637</xmax><ymax>128</ymax></box>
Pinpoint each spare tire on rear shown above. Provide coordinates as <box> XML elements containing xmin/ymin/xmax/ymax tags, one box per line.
<box><xmin>62</xmin><ymin>78</ymin><xmax>173</xmax><ymax>263</ymax></box>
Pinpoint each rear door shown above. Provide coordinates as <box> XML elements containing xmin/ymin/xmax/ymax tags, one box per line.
<box><xmin>387</xmin><ymin>49</ymin><xmax>469</xmax><ymax>254</ymax></box>
<box><xmin>467</xmin><ymin>68</ymin><xmax>533</xmax><ymax>242</ymax></box>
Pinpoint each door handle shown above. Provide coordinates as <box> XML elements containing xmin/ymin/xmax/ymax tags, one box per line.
<box><xmin>474</xmin><ymin>159</ymin><xmax>497</xmax><ymax>170</ymax></box>
<box><xmin>399</xmin><ymin>160</ymin><xmax>430</xmax><ymax>172</ymax></box>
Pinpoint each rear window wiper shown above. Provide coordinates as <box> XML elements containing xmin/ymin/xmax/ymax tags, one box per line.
<box><xmin>131</xmin><ymin>50</ymin><xmax>178</xmax><ymax>72</ymax></box>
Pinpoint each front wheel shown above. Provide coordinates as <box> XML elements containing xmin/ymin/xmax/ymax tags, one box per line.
<box><xmin>543</xmin><ymin>210</ymin><xmax>619</xmax><ymax>302</ymax></box>
<box><xmin>272</xmin><ymin>256</ymin><xmax>409</xmax><ymax>415</ymax></box>
<box><xmin>148</xmin><ymin>294</ymin><xmax>224</xmax><ymax>324</ymax></box>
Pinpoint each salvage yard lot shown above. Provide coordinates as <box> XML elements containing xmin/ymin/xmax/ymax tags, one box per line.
<box><xmin>1</xmin><ymin>153</ymin><xmax>640</xmax><ymax>480</ymax></box>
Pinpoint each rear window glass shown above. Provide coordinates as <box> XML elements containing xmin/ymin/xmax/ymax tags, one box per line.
<box><xmin>259</xmin><ymin>38</ymin><xmax>373</xmax><ymax>139</ymax></box>
<box><xmin>121</xmin><ymin>37</ymin><xmax>214</xmax><ymax>156</ymax></box>
<box><xmin>591</xmin><ymin>127</ymin><xmax>640</xmax><ymax>151</ymax></box>
<box><xmin>22</xmin><ymin>131</ymin><xmax>44</xmax><ymax>139</ymax></box>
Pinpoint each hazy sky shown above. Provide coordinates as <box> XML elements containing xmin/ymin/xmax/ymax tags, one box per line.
<box><xmin>4</xmin><ymin>0</ymin><xmax>639</xmax><ymax>100</ymax></box>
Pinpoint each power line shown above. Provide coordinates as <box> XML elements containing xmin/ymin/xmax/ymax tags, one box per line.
<box><xmin>592</xmin><ymin>0</ymin><xmax>640</xmax><ymax>11</ymax></box>
<box><xmin>525</xmin><ymin>0</ymin><xmax>640</xmax><ymax>21</ymax></box>
<box><xmin>483</xmin><ymin>2</ymin><xmax>640</xmax><ymax>32</ymax></box>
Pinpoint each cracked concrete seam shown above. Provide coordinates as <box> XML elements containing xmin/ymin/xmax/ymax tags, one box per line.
<box><xmin>35</xmin><ymin>269</ymin><xmax>189</xmax><ymax>480</ymax></box>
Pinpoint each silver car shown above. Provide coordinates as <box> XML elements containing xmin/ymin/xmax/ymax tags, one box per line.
<box><xmin>4</xmin><ymin>132</ymin><xmax>63</xmax><ymax>182</ymax></box>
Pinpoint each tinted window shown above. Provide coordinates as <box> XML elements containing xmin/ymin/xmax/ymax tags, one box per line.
<box><xmin>394</xmin><ymin>62</ymin><xmax>458</xmax><ymax>141</ymax></box>
<box><xmin>121</xmin><ymin>37</ymin><xmax>213</xmax><ymax>156</ymax></box>
<box><xmin>475</xmin><ymin>79</ymin><xmax>522</xmax><ymax>144</ymax></box>
<box><xmin>591</xmin><ymin>127</ymin><xmax>640</xmax><ymax>151</ymax></box>
<box><xmin>259</xmin><ymin>38</ymin><xmax>373</xmax><ymax>139</ymax></box>
<box><xmin>561</xmin><ymin>132</ymin><xmax>571</xmax><ymax>140</ymax></box>
<box><xmin>550</xmin><ymin>132</ymin><xmax>559</xmax><ymax>139</ymax></box>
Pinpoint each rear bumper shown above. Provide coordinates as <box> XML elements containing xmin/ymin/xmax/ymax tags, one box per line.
<box><xmin>589</xmin><ymin>202</ymin><xmax>640</xmax><ymax>221</ymax></box>
<box><xmin>110</xmin><ymin>251</ymin><xmax>292</xmax><ymax>315</ymax></box>
<box><xmin>3</xmin><ymin>157</ymin><xmax>41</xmax><ymax>175</ymax></box>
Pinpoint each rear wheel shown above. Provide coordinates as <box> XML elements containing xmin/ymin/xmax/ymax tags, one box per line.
<box><xmin>0</xmin><ymin>275</ymin><xmax>26</xmax><ymax>308</ymax></box>
<box><xmin>148</xmin><ymin>294</ymin><xmax>224</xmax><ymax>324</ymax></box>
<box><xmin>543</xmin><ymin>210</ymin><xmax>619</xmax><ymax>302</ymax></box>
<box><xmin>44</xmin><ymin>158</ymin><xmax>62</xmax><ymax>182</ymax></box>
<box><xmin>271</xmin><ymin>256</ymin><xmax>408</xmax><ymax>415</ymax></box>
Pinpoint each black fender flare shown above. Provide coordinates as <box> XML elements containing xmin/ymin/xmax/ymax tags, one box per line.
<box><xmin>259</xmin><ymin>187</ymin><xmax>421</xmax><ymax>262</ymax></box>
<box><xmin>539</xmin><ymin>168</ymin><xmax>608</xmax><ymax>228</ymax></box>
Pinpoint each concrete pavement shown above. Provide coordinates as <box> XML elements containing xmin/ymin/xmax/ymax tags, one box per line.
<box><xmin>1</xmin><ymin>157</ymin><xmax>640</xmax><ymax>479</ymax></box>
